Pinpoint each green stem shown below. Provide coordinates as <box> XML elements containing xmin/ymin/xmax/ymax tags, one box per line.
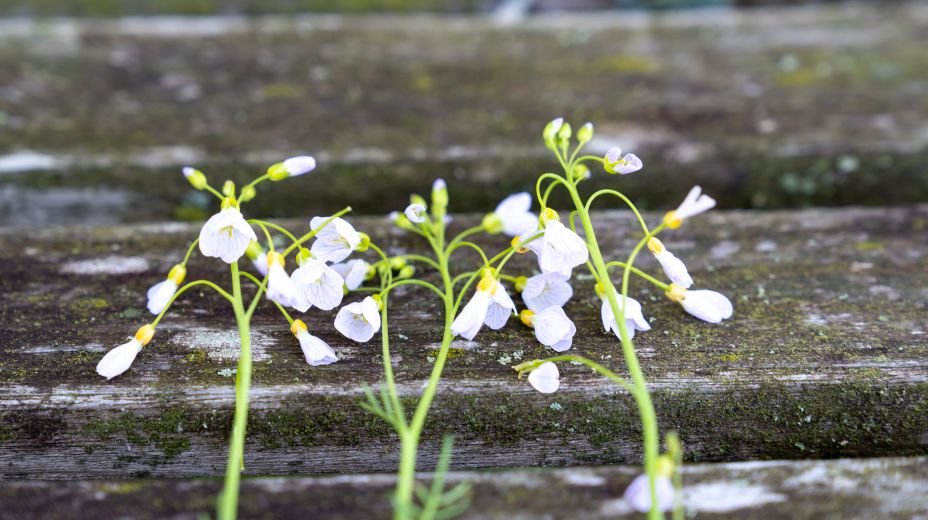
<box><xmin>182</xmin><ymin>239</ymin><xmax>200</xmax><ymax>265</ymax></box>
<box><xmin>585</xmin><ymin>189</ymin><xmax>650</xmax><ymax>235</ymax></box>
<box><xmin>218</xmin><ymin>262</ymin><xmax>252</xmax><ymax>520</ymax></box>
<box><xmin>248</xmin><ymin>219</ymin><xmax>299</xmax><ymax>245</ymax></box>
<box><xmin>606</xmin><ymin>261</ymin><xmax>669</xmax><ymax>290</ymax></box>
<box><xmin>151</xmin><ymin>280</ymin><xmax>233</xmax><ymax>327</ymax></box>
<box><xmin>564</xmin><ymin>176</ymin><xmax>663</xmax><ymax>520</ymax></box>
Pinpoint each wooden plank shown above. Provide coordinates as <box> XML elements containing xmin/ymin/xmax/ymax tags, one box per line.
<box><xmin>1</xmin><ymin>206</ymin><xmax>925</xmax><ymax>478</ymax></box>
<box><xmin>2</xmin><ymin>3</ymin><xmax>928</xmax><ymax>225</ymax></box>
<box><xmin>0</xmin><ymin>457</ymin><xmax>925</xmax><ymax>519</ymax></box>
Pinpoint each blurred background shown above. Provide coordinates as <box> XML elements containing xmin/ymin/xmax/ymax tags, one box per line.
<box><xmin>2</xmin><ymin>0</ymin><xmax>926</xmax><ymax>227</ymax></box>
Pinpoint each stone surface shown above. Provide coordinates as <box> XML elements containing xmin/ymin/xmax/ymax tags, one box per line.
<box><xmin>0</xmin><ymin>206</ymin><xmax>925</xmax><ymax>478</ymax></box>
<box><xmin>0</xmin><ymin>457</ymin><xmax>925</xmax><ymax>519</ymax></box>
<box><xmin>1</xmin><ymin>3</ymin><xmax>928</xmax><ymax>225</ymax></box>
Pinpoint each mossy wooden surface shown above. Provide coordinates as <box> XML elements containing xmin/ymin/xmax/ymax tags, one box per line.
<box><xmin>1</xmin><ymin>206</ymin><xmax>925</xmax><ymax>478</ymax></box>
<box><xmin>2</xmin><ymin>3</ymin><xmax>928</xmax><ymax>226</ymax></box>
<box><xmin>0</xmin><ymin>457</ymin><xmax>925</xmax><ymax>519</ymax></box>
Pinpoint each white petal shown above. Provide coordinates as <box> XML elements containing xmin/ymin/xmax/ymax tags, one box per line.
<box><xmin>532</xmin><ymin>306</ymin><xmax>573</xmax><ymax>348</ymax></box>
<box><xmin>654</xmin><ymin>250</ymin><xmax>693</xmax><ymax>288</ymax></box>
<box><xmin>614</xmin><ymin>153</ymin><xmax>643</xmax><ymax>174</ymax></box>
<box><xmin>527</xmin><ymin>361</ymin><xmax>560</xmax><ymax>394</ymax></box>
<box><xmin>283</xmin><ymin>155</ymin><xmax>316</xmax><ymax>176</ymax></box>
<box><xmin>550</xmin><ymin>319</ymin><xmax>576</xmax><ymax>352</ymax></box>
<box><xmin>496</xmin><ymin>192</ymin><xmax>532</xmax><ymax>215</ymax></box>
<box><xmin>539</xmin><ymin>221</ymin><xmax>588</xmax><ymax>275</ymax></box>
<box><xmin>334</xmin><ymin>301</ymin><xmax>377</xmax><ymax>342</ymax></box>
<box><xmin>146</xmin><ymin>279</ymin><xmax>177</xmax><ymax>315</ymax></box>
<box><xmin>198</xmin><ymin>209</ymin><xmax>256</xmax><ymax>264</ymax></box>
<box><xmin>605</xmin><ymin>147</ymin><xmax>622</xmax><ymax>163</ymax></box>
<box><xmin>96</xmin><ymin>339</ymin><xmax>142</xmax><ymax>380</ymax></box>
<box><xmin>601</xmin><ymin>292</ymin><xmax>650</xmax><ymax>340</ymax></box>
<box><xmin>485</xmin><ymin>285</ymin><xmax>517</xmax><ymax>330</ymax></box>
<box><xmin>267</xmin><ymin>264</ymin><xmax>299</xmax><ymax>308</ymax></box>
<box><xmin>405</xmin><ymin>203</ymin><xmax>427</xmax><ymax>224</ymax></box>
<box><xmin>252</xmin><ymin>252</ymin><xmax>269</xmax><ymax>277</ymax></box>
<box><xmin>331</xmin><ymin>259</ymin><xmax>369</xmax><ymax>290</ymax></box>
<box><xmin>361</xmin><ymin>296</ymin><xmax>381</xmax><ymax>329</ymax></box>
<box><xmin>451</xmin><ymin>290</ymin><xmax>490</xmax><ymax>340</ymax></box>
<box><xmin>681</xmin><ymin>290</ymin><xmax>733</xmax><ymax>323</ymax></box>
<box><xmin>522</xmin><ymin>273</ymin><xmax>573</xmax><ymax>312</ymax></box>
<box><xmin>624</xmin><ymin>474</ymin><xmax>675</xmax><ymax>513</ymax></box>
<box><xmin>297</xmin><ymin>330</ymin><xmax>338</xmax><ymax>366</ymax></box>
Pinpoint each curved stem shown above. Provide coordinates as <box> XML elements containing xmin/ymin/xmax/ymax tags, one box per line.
<box><xmin>446</xmin><ymin>241</ymin><xmax>489</xmax><ymax>267</ymax></box>
<box><xmin>252</xmin><ymin>221</ymin><xmax>275</xmax><ymax>251</ymax></box>
<box><xmin>238</xmin><ymin>272</ymin><xmax>293</xmax><ymax>323</ymax></box>
<box><xmin>151</xmin><ymin>280</ymin><xmax>234</xmax><ymax>327</ymax></box>
<box><xmin>446</xmin><ymin>224</ymin><xmax>485</xmax><ymax>252</ymax></box>
<box><xmin>203</xmin><ymin>183</ymin><xmax>225</xmax><ymax>201</ymax></box>
<box><xmin>249</xmin><ymin>219</ymin><xmax>299</xmax><ymax>245</ymax></box>
<box><xmin>585</xmin><ymin>189</ymin><xmax>650</xmax><ymax>235</ymax></box>
<box><xmin>606</xmin><ymin>261</ymin><xmax>669</xmax><ymax>290</ymax></box>
<box><xmin>395</xmin><ymin>254</ymin><xmax>441</xmax><ymax>271</ymax></box>
<box><xmin>182</xmin><ymin>239</ymin><xmax>200</xmax><ymax>265</ymax></box>
<box><xmin>382</xmin><ymin>279</ymin><xmax>446</xmax><ymax>301</ymax></box>
<box><xmin>528</xmin><ymin>355</ymin><xmax>636</xmax><ymax>394</ymax></box>
<box><xmin>535</xmin><ymin>173</ymin><xmax>568</xmax><ymax>208</ymax></box>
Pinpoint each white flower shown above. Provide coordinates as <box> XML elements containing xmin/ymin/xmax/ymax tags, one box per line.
<box><xmin>527</xmin><ymin>361</ymin><xmax>560</xmax><ymax>394</ymax></box>
<box><xmin>667</xmin><ymin>284</ymin><xmax>733</xmax><ymax>323</ymax></box>
<box><xmin>331</xmin><ymin>259</ymin><xmax>370</xmax><ymax>291</ymax></box>
<box><xmin>624</xmin><ymin>474</ymin><xmax>675</xmax><ymax>513</ymax></box>
<box><xmin>404</xmin><ymin>203</ymin><xmax>427</xmax><ymax>224</ymax></box>
<box><xmin>252</xmin><ymin>251</ymin><xmax>268</xmax><ymax>277</ymax></box>
<box><xmin>282</xmin><ymin>155</ymin><xmax>316</xmax><ymax>177</ymax></box>
<box><xmin>522</xmin><ymin>272</ymin><xmax>573</xmax><ymax>312</ymax></box>
<box><xmin>290</xmin><ymin>255</ymin><xmax>345</xmax><ymax>312</ymax></box>
<box><xmin>601</xmin><ymin>291</ymin><xmax>651</xmax><ymax>340</ymax></box>
<box><xmin>539</xmin><ymin>220</ymin><xmax>588</xmax><ymax>277</ymax></box>
<box><xmin>310</xmin><ymin>216</ymin><xmax>362</xmax><ymax>264</ymax></box>
<box><xmin>665</xmin><ymin>186</ymin><xmax>716</xmax><ymax>227</ymax></box>
<box><xmin>198</xmin><ymin>207</ymin><xmax>257</xmax><ymax>263</ymax></box>
<box><xmin>604</xmin><ymin>147</ymin><xmax>643</xmax><ymax>175</ymax></box>
<box><xmin>266</xmin><ymin>251</ymin><xmax>300</xmax><ymax>308</ymax></box>
<box><xmin>146</xmin><ymin>280</ymin><xmax>176</xmax><ymax>315</ymax></box>
<box><xmin>494</xmin><ymin>193</ymin><xmax>538</xmax><ymax>237</ymax></box>
<box><xmin>334</xmin><ymin>296</ymin><xmax>381</xmax><ymax>342</ymax></box>
<box><xmin>648</xmin><ymin>238</ymin><xmax>693</xmax><ymax>288</ymax></box>
<box><xmin>97</xmin><ymin>325</ymin><xmax>153</xmax><ymax>380</ymax></box>
<box><xmin>485</xmin><ymin>283</ymin><xmax>517</xmax><ymax>330</ymax></box>
<box><xmin>451</xmin><ymin>275</ymin><xmax>497</xmax><ymax>340</ymax></box>
<box><xmin>291</xmin><ymin>319</ymin><xmax>337</xmax><ymax>366</ymax></box>
<box><xmin>521</xmin><ymin>307</ymin><xmax>576</xmax><ymax>352</ymax></box>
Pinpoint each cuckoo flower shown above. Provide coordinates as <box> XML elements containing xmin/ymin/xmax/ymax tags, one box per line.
<box><xmin>404</xmin><ymin>203</ymin><xmax>427</xmax><ymax>224</ymax></box>
<box><xmin>600</xmin><ymin>289</ymin><xmax>651</xmax><ymax>340</ymax></box>
<box><xmin>310</xmin><ymin>216</ymin><xmax>362</xmax><ymax>264</ymax></box>
<box><xmin>528</xmin><ymin>361</ymin><xmax>560</xmax><ymax>394</ymax></box>
<box><xmin>451</xmin><ymin>272</ymin><xmax>498</xmax><ymax>340</ymax></box>
<box><xmin>485</xmin><ymin>281</ymin><xmax>518</xmax><ymax>330</ymax></box>
<box><xmin>335</xmin><ymin>296</ymin><xmax>381</xmax><ymax>342</ymax></box>
<box><xmin>97</xmin><ymin>324</ymin><xmax>154</xmax><ymax>380</ymax></box>
<box><xmin>664</xmin><ymin>186</ymin><xmax>716</xmax><ymax>228</ymax></box>
<box><xmin>146</xmin><ymin>264</ymin><xmax>185</xmax><ymax>315</ymax></box>
<box><xmin>266</xmin><ymin>251</ymin><xmax>300</xmax><ymax>308</ymax></box>
<box><xmin>521</xmin><ymin>272</ymin><xmax>573</xmax><ymax>312</ymax></box>
<box><xmin>520</xmin><ymin>307</ymin><xmax>576</xmax><ymax>352</ymax></box>
<box><xmin>291</xmin><ymin>319</ymin><xmax>337</xmax><ymax>366</ymax></box>
<box><xmin>198</xmin><ymin>203</ymin><xmax>257</xmax><ymax>263</ymax></box>
<box><xmin>331</xmin><ymin>259</ymin><xmax>370</xmax><ymax>291</ymax></box>
<box><xmin>603</xmin><ymin>147</ymin><xmax>643</xmax><ymax>175</ymax></box>
<box><xmin>486</xmin><ymin>192</ymin><xmax>538</xmax><ymax>237</ymax></box>
<box><xmin>666</xmin><ymin>284</ymin><xmax>733</xmax><ymax>323</ymax></box>
<box><xmin>624</xmin><ymin>456</ymin><xmax>676</xmax><ymax>513</ymax></box>
<box><xmin>290</xmin><ymin>250</ymin><xmax>345</xmax><ymax>312</ymax></box>
<box><xmin>648</xmin><ymin>238</ymin><xmax>693</xmax><ymax>288</ymax></box>
<box><xmin>538</xmin><ymin>209</ymin><xmax>588</xmax><ymax>277</ymax></box>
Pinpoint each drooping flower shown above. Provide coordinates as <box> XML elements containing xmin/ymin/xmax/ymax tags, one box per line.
<box><xmin>331</xmin><ymin>259</ymin><xmax>371</xmax><ymax>291</ymax></box>
<box><xmin>290</xmin><ymin>250</ymin><xmax>345</xmax><ymax>312</ymax></box>
<box><xmin>538</xmin><ymin>210</ymin><xmax>588</xmax><ymax>277</ymax></box>
<box><xmin>485</xmin><ymin>282</ymin><xmax>517</xmax><ymax>330</ymax></box>
<box><xmin>666</xmin><ymin>284</ymin><xmax>733</xmax><ymax>323</ymax></box>
<box><xmin>600</xmin><ymin>289</ymin><xmax>651</xmax><ymax>340</ymax></box>
<box><xmin>146</xmin><ymin>264</ymin><xmax>186</xmax><ymax>315</ymax></box>
<box><xmin>310</xmin><ymin>216</ymin><xmax>362</xmax><ymax>264</ymax></box>
<box><xmin>648</xmin><ymin>238</ymin><xmax>693</xmax><ymax>288</ymax></box>
<box><xmin>520</xmin><ymin>307</ymin><xmax>576</xmax><ymax>352</ymax></box>
<box><xmin>404</xmin><ymin>203</ymin><xmax>427</xmax><ymax>224</ymax></box>
<box><xmin>623</xmin><ymin>474</ymin><xmax>675</xmax><ymax>513</ymax></box>
<box><xmin>97</xmin><ymin>324</ymin><xmax>154</xmax><ymax>380</ymax></box>
<box><xmin>604</xmin><ymin>147</ymin><xmax>643</xmax><ymax>175</ymax></box>
<box><xmin>663</xmin><ymin>186</ymin><xmax>716</xmax><ymax>228</ymax></box>
<box><xmin>266</xmin><ymin>251</ymin><xmax>300</xmax><ymax>308</ymax></box>
<box><xmin>198</xmin><ymin>204</ymin><xmax>257</xmax><ymax>263</ymax></box>
<box><xmin>267</xmin><ymin>155</ymin><xmax>317</xmax><ymax>180</ymax></box>
<box><xmin>527</xmin><ymin>361</ymin><xmax>560</xmax><ymax>394</ymax></box>
<box><xmin>521</xmin><ymin>272</ymin><xmax>573</xmax><ymax>312</ymax></box>
<box><xmin>451</xmin><ymin>273</ymin><xmax>498</xmax><ymax>340</ymax></box>
<box><xmin>334</xmin><ymin>296</ymin><xmax>381</xmax><ymax>342</ymax></box>
<box><xmin>291</xmin><ymin>319</ymin><xmax>337</xmax><ymax>366</ymax></box>
<box><xmin>487</xmin><ymin>193</ymin><xmax>538</xmax><ymax>237</ymax></box>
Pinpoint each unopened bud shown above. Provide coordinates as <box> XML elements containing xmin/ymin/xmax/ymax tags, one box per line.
<box><xmin>482</xmin><ymin>212</ymin><xmax>503</xmax><ymax>234</ymax></box>
<box><xmin>388</xmin><ymin>257</ymin><xmax>407</xmax><ymax>271</ymax></box>
<box><xmin>245</xmin><ymin>240</ymin><xmax>263</xmax><ymax>260</ymax></box>
<box><xmin>397</xmin><ymin>265</ymin><xmax>415</xmax><ymax>279</ymax></box>
<box><xmin>222</xmin><ymin>180</ymin><xmax>236</xmax><ymax>198</ymax></box>
<box><xmin>577</xmin><ymin>122</ymin><xmax>594</xmax><ymax>143</ymax></box>
<box><xmin>182</xmin><ymin>167</ymin><xmax>207</xmax><ymax>190</ymax></box>
<box><xmin>239</xmin><ymin>185</ymin><xmax>256</xmax><ymax>202</ymax></box>
<box><xmin>431</xmin><ymin>178</ymin><xmax>448</xmax><ymax>218</ymax></box>
<box><xmin>355</xmin><ymin>233</ymin><xmax>371</xmax><ymax>252</ymax></box>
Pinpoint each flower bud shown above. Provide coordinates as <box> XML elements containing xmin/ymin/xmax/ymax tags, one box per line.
<box><xmin>388</xmin><ymin>257</ymin><xmax>407</xmax><ymax>271</ymax></box>
<box><xmin>267</xmin><ymin>162</ymin><xmax>288</xmax><ymax>181</ymax></box>
<box><xmin>365</xmin><ymin>264</ymin><xmax>377</xmax><ymax>281</ymax></box>
<box><xmin>355</xmin><ymin>232</ymin><xmax>371</xmax><ymax>252</ymax></box>
<box><xmin>431</xmin><ymin>178</ymin><xmax>448</xmax><ymax>218</ymax></box>
<box><xmin>245</xmin><ymin>240</ymin><xmax>263</xmax><ymax>260</ymax></box>
<box><xmin>410</xmin><ymin>194</ymin><xmax>427</xmax><ymax>208</ymax></box>
<box><xmin>577</xmin><ymin>122</ymin><xmax>594</xmax><ymax>144</ymax></box>
<box><xmin>182</xmin><ymin>167</ymin><xmax>207</xmax><ymax>190</ymax></box>
<box><xmin>239</xmin><ymin>185</ymin><xmax>257</xmax><ymax>202</ymax></box>
<box><xmin>397</xmin><ymin>265</ymin><xmax>416</xmax><ymax>279</ymax></box>
<box><xmin>571</xmin><ymin>164</ymin><xmax>591</xmax><ymax>183</ymax></box>
<box><xmin>482</xmin><ymin>212</ymin><xmax>503</xmax><ymax>234</ymax></box>
<box><xmin>222</xmin><ymin>180</ymin><xmax>236</xmax><ymax>198</ymax></box>
<box><xmin>556</xmin><ymin>122</ymin><xmax>572</xmax><ymax>144</ymax></box>
<box><xmin>371</xmin><ymin>293</ymin><xmax>384</xmax><ymax>310</ymax></box>
<box><xmin>543</xmin><ymin>117</ymin><xmax>564</xmax><ymax>147</ymax></box>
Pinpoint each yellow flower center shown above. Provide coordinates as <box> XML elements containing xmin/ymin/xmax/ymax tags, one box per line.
<box><xmin>663</xmin><ymin>211</ymin><xmax>683</xmax><ymax>229</ymax></box>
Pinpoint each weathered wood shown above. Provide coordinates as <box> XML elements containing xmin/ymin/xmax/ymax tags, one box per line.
<box><xmin>0</xmin><ymin>457</ymin><xmax>925</xmax><ymax>519</ymax></box>
<box><xmin>2</xmin><ymin>3</ymin><xmax>928</xmax><ymax>225</ymax></box>
<box><xmin>1</xmin><ymin>206</ymin><xmax>925</xmax><ymax>478</ymax></box>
